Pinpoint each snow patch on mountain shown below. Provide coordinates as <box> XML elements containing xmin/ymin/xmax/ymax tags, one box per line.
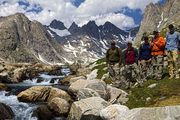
<box><xmin>157</xmin><ymin>12</ymin><xmax>164</xmax><ymax>29</ymax></box>
<box><xmin>47</xmin><ymin>30</ymin><xmax>54</xmax><ymax>37</ymax></box>
<box><xmin>49</xmin><ymin>27</ymin><xmax>71</xmax><ymax>37</ymax></box>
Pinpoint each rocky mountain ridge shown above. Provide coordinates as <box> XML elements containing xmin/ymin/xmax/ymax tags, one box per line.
<box><xmin>0</xmin><ymin>13</ymin><xmax>73</xmax><ymax>64</ymax></box>
<box><xmin>47</xmin><ymin>20</ymin><xmax>138</xmax><ymax>64</ymax></box>
<box><xmin>0</xmin><ymin>13</ymin><xmax>139</xmax><ymax>64</ymax></box>
<box><xmin>135</xmin><ymin>0</ymin><xmax>180</xmax><ymax>45</ymax></box>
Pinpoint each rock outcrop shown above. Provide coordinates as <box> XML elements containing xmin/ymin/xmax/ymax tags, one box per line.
<box><xmin>17</xmin><ymin>86</ymin><xmax>72</xmax><ymax>103</ymax></box>
<box><xmin>68</xmin><ymin>79</ymin><xmax>108</xmax><ymax>100</ymax></box>
<box><xmin>100</xmin><ymin>104</ymin><xmax>129</xmax><ymax>120</ymax></box>
<box><xmin>48</xmin><ymin>97</ymin><xmax>70</xmax><ymax>116</ymax></box>
<box><xmin>0</xmin><ymin>13</ymin><xmax>65</xmax><ymax>64</ymax></box>
<box><xmin>0</xmin><ymin>103</ymin><xmax>14</xmax><ymax>120</ymax></box>
<box><xmin>107</xmin><ymin>85</ymin><xmax>129</xmax><ymax>104</ymax></box>
<box><xmin>33</xmin><ymin>105</ymin><xmax>53</xmax><ymax>120</ymax></box>
<box><xmin>0</xmin><ymin>62</ymin><xmax>61</xmax><ymax>83</ymax></box>
<box><xmin>67</xmin><ymin>97</ymin><xmax>109</xmax><ymax>120</ymax></box>
<box><xmin>100</xmin><ymin>105</ymin><xmax>180</xmax><ymax>120</ymax></box>
<box><xmin>77</xmin><ymin>88</ymin><xmax>101</xmax><ymax>100</ymax></box>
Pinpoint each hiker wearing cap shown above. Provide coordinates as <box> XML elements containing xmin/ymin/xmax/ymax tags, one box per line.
<box><xmin>139</xmin><ymin>36</ymin><xmax>152</xmax><ymax>81</ymax></box>
<box><xmin>106</xmin><ymin>41</ymin><xmax>122</xmax><ymax>84</ymax></box>
<box><xmin>121</xmin><ymin>40</ymin><xmax>140</xmax><ymax>88</ymax></box>
<box><xmin>151</xmin><ymin>30</ymin><xmax>166</xmax><ymax>80</ymax></box>
<box><xmin>165</xmin><ymin>24</ymin><xmax>180</xmax><ymax>79</ymax></box>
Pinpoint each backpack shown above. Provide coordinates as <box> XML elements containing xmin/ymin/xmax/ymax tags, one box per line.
<box><xmin>125</xmin><ymin>48</ymin><xmax>136</xmax><ymax>65</ymax></box>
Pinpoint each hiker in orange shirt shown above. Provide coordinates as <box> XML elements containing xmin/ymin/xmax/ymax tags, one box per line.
<box><xmin>151</xmin><ymin>30</ymin><xmax>166</xmax><ymax>80</ymax></box>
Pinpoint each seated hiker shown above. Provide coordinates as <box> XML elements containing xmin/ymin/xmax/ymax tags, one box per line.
<box><xmin>139</xmin><ymin>36</ymin><xmax>152</xmax><ymax>80</ymax></box>
<box><xmin>165</xmin><ymin>24</ymin><xmax>180</xmax><ymax>79</ymax></box>
<box><xmin>121</xmin><ymin>40</ymin><xmax>140</xmax><ymax>88</ymax></box>
<box><xmin>106</xmin><ymin>41</ymin><xmax>122</xmax><ymax>82</ymax></box>
<box><xmin>151</xmin><ymin>30</ymin><xmax>166</xmax><ymax>80</ymax></box>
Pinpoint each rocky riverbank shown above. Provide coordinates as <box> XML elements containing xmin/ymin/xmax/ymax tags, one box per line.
<box><xmin>0</xmin><ymin>61</ymin><xmax>180</xmax><ymax>120</ymax></box>
<box><xmin>0</xmin><ymin>61</ymin><xmax>65</xmax><ymax>84</ymax></box>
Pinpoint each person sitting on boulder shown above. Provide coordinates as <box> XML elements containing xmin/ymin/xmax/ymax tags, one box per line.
<box><xmin>151</xmin><ymin>30</ymin><xmax>166</xmax><ymax>80</ymax></box>
<box><xmin>106</xmin><ymin>41</ymin><xmax>122</xmax><ymax>84</ymax></box>
<box><xmin>165</xmin><ymin>24</ymin><xmax>180</xmax><ymax>79</ymax></box>
<box><xmin>139</xmin><ymin>36</ymin><xmax>152</xmax><ymax>81</ymax></box>
<box><xmin>121</xmin><ymin>40</ymin><xmax>140</xmax><ymax>88</ymax></box>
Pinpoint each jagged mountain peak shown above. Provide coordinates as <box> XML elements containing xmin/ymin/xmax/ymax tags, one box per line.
<box><xmin>86</xmin><ymin>20</ymin><xmax>97</xmax><ymax>26</ymax></box>
<box><xmin>104</xmin><ymin>21</ymin><xmax>115</xmax><ymax>26</ymax></box>
<box><xmin>49</xmin><ymin>19</ymin><xmax>67</xmax><ymax>30</ymax></box>
<box><xmin>68</xmin><ymin>22</ymin><xmax>80</xmax><ymax>34</ymax></box>
<box><xmin>70</xmin><ymin>22</ymin><xmax>78</xmax><ymax>28</ymax></box>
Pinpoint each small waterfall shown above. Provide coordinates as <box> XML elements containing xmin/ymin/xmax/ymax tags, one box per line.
<box><xmin>22</xmin><ymin>74</ymin><xmax>64</xmax><ymax>85</ymax></box>
<box><xmin>0</xmin><ymin>91</ymin><xmax>38</xmax><ymax>120</ymax></box>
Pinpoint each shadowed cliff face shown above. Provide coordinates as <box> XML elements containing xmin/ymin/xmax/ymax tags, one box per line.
<box><xmin>135</xmin><ymin>0</ymin><xmax>180</xmax><ymax>45</ymax></box>
<box><xmin>0</xmin><ymin>13</ymin><xmax>65</xmax><ymax>64</ymax></box>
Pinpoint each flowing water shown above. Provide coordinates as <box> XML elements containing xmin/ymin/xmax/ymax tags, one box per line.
<box><xmin>0</xmin><ymin>68</ymin><xmax>71</xmax><ymax>120</ymax></box>
<box><xmin>0</xmin><ymin>91</ymin><xmax>38</xmax><ymax>120</ymax></box>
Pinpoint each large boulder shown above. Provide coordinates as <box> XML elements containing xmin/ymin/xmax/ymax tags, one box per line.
<box><xmin>48</xmin><ymin>87</ymin><xmax>72</xmax><ymax>102</ymax></box>
<box><xmin>17</xmin><ymin>86</ymin><xmax>72</xmax><ymax>103</ymax></box>
<box><xmin>60</xmin><ymin>75</ymin><xmax>86</xmax><ymax>85</ymax></box>
<box><xmin>125</xmin><ymin>105</ymin><xmax>180</xmax><ymax>120</ymax></box>
<box><xmin>68</xmin><ymin>80</ymin><xmax>107</xmax><ymax>99</ymax></box>
<box><xmin>107</xmin><ymin>85</ymin><xmax>128</xmax><ymax>104</ymax></box>
<box><xmin>48</xmin><ymin>97</ymin><xmax>70</xmax><ymax>116</ymax></box>
<box><xmin>67</xmin><ymin>97</ymin><xmax>109</xmax><ymax>120</ymax></box>
<box><xmin>33</xmin><ymin>105</ymin><xmax>53</xmax><ymax>120</ymax></box>
<box><xmin>100</xmin><ymin>105</ymin><xmax>180</xmax><ymax>120</ymax></box>
<box><xmin>68</xmin><ymin>79</ymin><xmax>107</xmax><ymax>100</ymax></box>
<box><xmin>12</xmin><ymin>67</ymin><xmax>27</xmax><ymax>83</ymax></box>
<box><xmin>0</xmin><ymin>103</ymin><xmax>14</xmax><ymax>120</ymax></box>
<box><xmin>0</xmin><ymin>72</ymin><xmax>11</xmax><ymax>83</ymax></box>
<box><xmin>100</xmin><ymin>104</ymin><xmax>129</xmax><ymax>120</ymax></box>
<box><xmin>86</xmin><ymin>80</ymin><xmax>107</xmax><ymax>100</ymax></box>
<box><xmin>77</xmin><ymin>88</ymin><xmax>100</xmax><ymax>100</ymax></box>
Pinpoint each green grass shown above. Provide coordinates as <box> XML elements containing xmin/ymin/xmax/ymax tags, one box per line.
<box><xmin>90</xmin><ymin>58</ymin><xmax>113</xmax><ymax>83</ymax></box>
<box><xmin>96</xmin><ymin>58</ymin><xmax>106</xmax><ymax>65</ymax></box>
<box><xmin>126</xmin><ymin>77</ymin><xmax>180</xmax><ymax>109</ymax></box>
<box><xmin>92</xmin><ymin>63</ymin><xmax>107</xmax><ymax>79</ymax></box>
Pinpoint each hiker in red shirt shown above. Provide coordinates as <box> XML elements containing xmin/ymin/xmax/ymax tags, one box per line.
<box><xmin>151</xmin><ymin>30</ymin><xmax>166</xmax><ymax>80</ymax></box>
<box><xmin>121</xmin><ymin>40</ymin><xmax>140</xmax><ymax>88</ymax></box>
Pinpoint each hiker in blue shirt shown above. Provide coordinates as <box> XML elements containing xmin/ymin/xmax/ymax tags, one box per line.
<box><xmin>139</xmin><ymin>36</ymin><xmax>152</xmax><ymax>81</ymax></box>
<box><xmin>165</xmin><ymin>24</ymin><xmax>180</xmax><ymax>79</ymax></box>
<box><xmin>139</xmin><ymin>36</ymin><xmax>152</xmax><ymax>61</ymax></box>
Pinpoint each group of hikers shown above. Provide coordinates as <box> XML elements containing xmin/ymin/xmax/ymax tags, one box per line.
<box><xmin>106</xmin><ymin>24</ymin><xmax>180</xmax><ymax>89</ymax></box>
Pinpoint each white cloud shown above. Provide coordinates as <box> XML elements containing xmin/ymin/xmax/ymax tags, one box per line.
<box><xmin>0</xmin><ymin>2</ymin><xmax>25</xmax><ymax>16</ymax></box>
<box><xmin>95</xmin><ymin>13</ymin><xmax>135</xmax><ymax>29</ymax></box>
<box><xmin>0</xmin><ymin>0</ymin><xmax>161</xmax><ymax>29</ymax></box>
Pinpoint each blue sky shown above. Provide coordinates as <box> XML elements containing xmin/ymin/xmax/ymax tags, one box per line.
<box><xmin>0</xmin><ymin>0</ymin><xmax>166</xmax><ymax>29</ymax></box>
